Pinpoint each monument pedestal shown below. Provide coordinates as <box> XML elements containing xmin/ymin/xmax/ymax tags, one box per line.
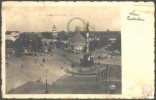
<box><xmin>80</xmin><ymin>53</ymin><xmax>94</xmax><ymax>67</ymax></box>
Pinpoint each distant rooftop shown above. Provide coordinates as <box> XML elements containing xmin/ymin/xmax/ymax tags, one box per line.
<box><xmin>6</xmin><ymin>31</ymin><xmax>19</xmax><ymax>35</ymax></box>
<box><xmin>68</xmin><ymin>31</ymin><xmax>121</xmax><ymax>39</ymax></box>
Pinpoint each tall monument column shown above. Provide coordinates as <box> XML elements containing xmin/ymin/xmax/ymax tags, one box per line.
<box><xmin>80</xmin><ymin>22</ymin><xmax>94</xmax><ymax>67</ymax></box>
<box><xmin>86</xmin><ymin>22</ymin><xmax>90</xmax><ymax>54</ymax></box>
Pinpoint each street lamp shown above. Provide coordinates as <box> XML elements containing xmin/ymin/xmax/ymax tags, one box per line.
<box><xmin>45</xmin><ymin>69</ymin><xmax>48</xmax><ymax>94</ymax></box>
<box><xmin>86</xmin><ymin>32</ymin><xmax>89</xmax><ymax>54</ymax></box>
<box><xmin>105</xmin><ymin>64</ymin><xmax>108</xmax><ymax>94</ymax></box>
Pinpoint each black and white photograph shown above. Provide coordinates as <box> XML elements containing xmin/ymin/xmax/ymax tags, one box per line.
<box><xmin>4</xmin><ymin>4</ymin><xmax>121</xmax><ymax>94</ymax></box>
<box><xmin>1</xmin><ymin>1</ymin><xmax>154</xmax><ymax>99</ymax></box>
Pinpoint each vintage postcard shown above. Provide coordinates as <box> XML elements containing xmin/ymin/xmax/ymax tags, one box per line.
<box><xmin>1</xmin><ymin>1</ymin><xmax>155</xmax><ymax>99</ymax></box>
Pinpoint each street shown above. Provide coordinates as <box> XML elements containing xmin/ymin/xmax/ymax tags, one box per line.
<box><xmin>6</xmin><ymin>48</ymin><xmax>121</xmax><ymax>94</ymax></box>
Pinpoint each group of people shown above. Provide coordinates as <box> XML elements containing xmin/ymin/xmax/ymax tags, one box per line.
<box><xmin>20</xmin><ymin>53</ymin><xmax>49</xmax><ymax>70</ymax></box>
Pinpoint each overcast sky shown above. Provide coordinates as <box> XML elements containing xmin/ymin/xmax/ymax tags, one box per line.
<box><xmin>4</xmin><ymin>6</ymin><xmax>120</xmax><ymax>32</ymax></box>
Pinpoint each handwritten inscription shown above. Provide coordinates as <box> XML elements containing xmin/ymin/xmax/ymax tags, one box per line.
<box><xmin>127</xmin><ymin>10</ymin><xmax>145</xmax><ymax>21</ymax></box>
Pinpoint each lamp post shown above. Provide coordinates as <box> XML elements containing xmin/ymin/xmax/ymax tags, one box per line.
<box><xmin>45</xmin><ymin>69</ymin><xmax>48</xmax><ymax>94</ymax></box>
<box><xmin>86</xmin><ymin>32</ymin><xmax>89</xmax><ymax>54</ymax></box>
<box><xmin>35</xmin><ymin>33</ymin><xmax>37</xmax><ymax>56</ymax></box>
<box><xmin>105</xmin><ymin>64</ymin><xmax>108</xmax><ymax>94</ymax></box>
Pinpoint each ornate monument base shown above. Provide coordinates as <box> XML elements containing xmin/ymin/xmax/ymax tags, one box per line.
<box><xmin>80</xmin><ymin>53</ymin><xmax>94</xmax><ymax>67</ymax></box>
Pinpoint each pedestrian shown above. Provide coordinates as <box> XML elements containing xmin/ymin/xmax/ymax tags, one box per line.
<box><xmin>109</xmin><ymin>84</ymin><xmax>117</xmax><ymax>94</ymax></box>
<box><xmin>40</xmin><ymin>63</ymin><xmax>43</xmax><ymax>67</ymax></box>
<box><xmin>42</xmin><ymin>58</ymin><xmax>45</xmax><ymax>63</ymax></box>
<box><xmin>21</xmin><ymin>64</ymin><xmax>23</xmax><ymax>68</ymax></box>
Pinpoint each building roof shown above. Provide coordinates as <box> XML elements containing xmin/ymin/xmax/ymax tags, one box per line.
<box><xmin>41</xmin><ymin>39</ymin><xmax>53</xmax><ymax>42</ymax></box>
<box><xmin>90</xmin><ymin>31</ymin><xmax>121</xmax><ymax>38</ymax></box>
<box><xmin>6</xmin><ymin>31</ymin><xmax>19</xmax><ymax>35</ymax></box>
<box><xmin>69</xmin><ymin>31</ymin><xmax>86</xmax><ymax>45</ymax></box>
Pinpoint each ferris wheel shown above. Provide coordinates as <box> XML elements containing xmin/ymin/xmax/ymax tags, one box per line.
<box><xmin>67</xmin><ymin>17</ymin><xmax>87</xmax><ymax>32</ymax></box>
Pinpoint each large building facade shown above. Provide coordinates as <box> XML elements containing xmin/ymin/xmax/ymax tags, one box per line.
<box><xmin>52</xmin><ymin>25</ymin><xmax>58</xmax><ymax>43</ymax></box>
<box><xmin>6</xmin><ymin>31</ymin><xmax>20</xmax><ymax>41</ymax></box>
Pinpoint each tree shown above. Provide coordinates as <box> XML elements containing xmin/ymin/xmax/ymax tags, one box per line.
<box><xmin>89</xmin><ymin>39</ymin><xmax>99</xmax><ymax>52</ymax></box>
<box><xmin>31</xmin><ymin>36</ymin><xmax>43</xmax><ymax>52</ymax></box>
<box><xmin>42</xmin><ymin>32</ymin><xmax>52</xmax><ymax>39</ymax></box>
<box><xmin>111</xmin><ymin>37</ymin><xmax>121</xmax><ymax>52</ymax></box>
<box><xmin>22</xmin><ymin>37</ymin><xmax>30</xmax><ymax>47</ymax></box>
<box><xmin>6</xmin><ymin>40</ymin><xmax>14</xmax><ymax>48</ymax></box>
<box><xmin>99</xmin><ymin>37</ymin><xmax>108</xmax><ymax>48</ymax></box>
<box><xmin>14</xmin><ymin>38</ymin><xmax>23</xmax><ymax>57</ymax></box>
<box><xmin>58</xmin><ymin>31</ymin><xmax>68</xmax><ymax>40</ymax></box>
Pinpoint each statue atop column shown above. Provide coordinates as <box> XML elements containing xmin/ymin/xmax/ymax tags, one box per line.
<box><xmin>80</xmin><ymin>22</ymin><xmax>94</xmax><ymax>67</ymax></box>
<box><xmin>86</xmin><ymin>22</ymin><xmax>89</xmax><ymax>54</ymax></box>
<box><xmin>86</xmin><ymin>22</ymin><xmax>89</xmax><ymax>32</ymax></box>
